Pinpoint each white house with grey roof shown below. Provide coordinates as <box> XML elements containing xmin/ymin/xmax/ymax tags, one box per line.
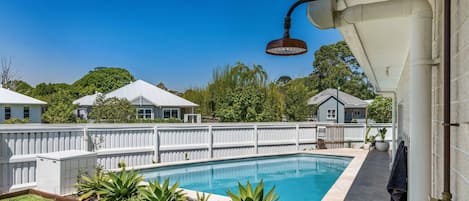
<box><xmin>73</xmin><ymin>80</ymin><xmax>198</xmax><ymax>120</ymax></box>
<box><xmin>308</xmin><ymin>88</ymin><xmax>369</xmax><ymax>123</ymax></box>
<box><xmin>0</xmin><ymin>87</ymin><xmax>47</xmax><ymax>123</ymax></box>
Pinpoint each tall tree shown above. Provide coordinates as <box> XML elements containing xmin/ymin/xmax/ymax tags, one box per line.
<box><xmin>283</xmin><ymin>78</ymin><xmax>316</xmax><ymax>121</ymax></box>
<box><xmin>1</xmin><ymin>56</ymin><xmax>17</xmax><ymax>89</ymax></box>
<box><xmin>367</xmin><ymin>96</ymin><xmax>392</xmax><ymax>123</ymax></box>
<box><xmin>31</xmin><ymin>83</ymin><xmax>76</xmax><ymax>103</ymax></box>
<box><xmin>259</xmin><ymin>83</ymin><xmax>284</xmax><ymax>121</ymax></box>
<box><xmin>42</xmin><ymin>91</ymin><xmax>77</xmax><ymax>123</ymax></box>
<box><xmin>73</xmin><ymin>67</ymin><xmax>135</xmax><ymax>96</ymax></box>
<box><xmin>10</xmin><ymin>80</ymin><xmax>33</xmax><ymax>95</ymax></box>
<box><xmin>182</xmin><ymin>88</ymin><xmax>210</xmax><ymax>115</ymax></box>
<box><xmin>276</xmin><ymin>75</ymin><xmax>292</xmax><ymax>86</ymax></box>
<box><xmin>206</xmin><ymin>62</ymin><xmax>274</xmax><ymax>122</ymax></box>
<box><xmin>309</xmin><ymin>41</ymin><xmax>375</xmax><ymax>100</ymax></box>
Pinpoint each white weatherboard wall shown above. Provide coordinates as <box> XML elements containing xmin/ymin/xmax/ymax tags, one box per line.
<box><xmin>0</xmin><ymin>123</ymin><xmax>392</xmax><ymax>193</ymax></box>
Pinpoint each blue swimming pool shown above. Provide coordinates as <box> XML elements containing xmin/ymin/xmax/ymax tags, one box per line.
<box><xmin>140</xmin><ymin>154</ymin><xmax>351</xmax><ymax>201</ymax></box>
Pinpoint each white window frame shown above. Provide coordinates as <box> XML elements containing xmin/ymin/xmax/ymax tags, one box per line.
<box><xmin>162</xmin><ymin>108</ymin><xmax>180</xmax><ymax>119</ymax></box>
<box><xmin>23</xmin><ymin>106</ymin><xmax>30</xmax><ymax>119</ymax></box>
<box><xmin>327</xmin><ymin>108</ymin><xmax>337</xmax><ymax>120</ymax></box>
<box><xmin>137</xmin><ymin>108</ymin><xmax>153</xmax><ymax>119</ymax></box>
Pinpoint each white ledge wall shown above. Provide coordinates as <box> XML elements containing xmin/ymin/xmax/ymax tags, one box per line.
<box><xmin>0</xmin><ymin>123</ymin><xmax>392</xmax><ymax>193</ymax></box>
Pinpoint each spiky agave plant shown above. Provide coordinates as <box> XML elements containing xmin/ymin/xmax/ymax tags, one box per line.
<box><xmin>196</xmin><ymin>192</ymin><xmax>211</xmax><ymax>201</ymax></box>
<box><xmin>140</xmin><ymin>178</ymin><xmax>186</xmax><ymax>201</ymax></box>
<box><xmin>98</xmin><ymin>168</ymin><xmax>143</xmax><ymax>201</ymax></box>
<box><xmin>76</xmin><ymin>167</ymin><xmax>108</xmax><ymax>201</ymax></box>
<box><xmin>227</xmin><ymin>180</ymin><xmax>279</xmax><ymax>201</ymax></box>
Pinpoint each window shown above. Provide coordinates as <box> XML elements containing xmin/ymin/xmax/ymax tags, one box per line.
<box><xmin>163</xmin><ymin>108</ymin><xmax>179</xmax><ymax>119</ymax></box>
<box><xmin>4</xmin><ymin>107</ymin><xmax>11</xmax><ymax>120</ymax></box>
<box><xmin>137</xmin><ymin>108</ymin><xmax>153</xmax><ymax>119</ymax></box>
<box><xmin>354</xmin><ymin>111</ymin><xmax>361</xmax><ymax>117</ymax></box>
<box><xmin>24</xmin><ymin>107</ymin><xmax>30</xmax><ymax>119</ymax></box>
<box><xmin>327</xmin><ymin>109</ymin><xmax>336</xmax><ymax>119</ymax></box>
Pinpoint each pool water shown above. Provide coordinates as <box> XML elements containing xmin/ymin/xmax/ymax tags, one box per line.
<box><xmin>140</xmin><ymin>154</ymin><xmax>351</xmax><ymax>201</ymax></box>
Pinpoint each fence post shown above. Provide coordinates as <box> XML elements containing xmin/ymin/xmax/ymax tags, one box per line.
<box><xmin>82</xmin><ymin>127</ymin><xmax>89</xmax><ymax>151</ymax></box>
<box><xmin>363</xmin><ymin>123</ymin><xmax>368</xmax><ymax>143</ymax></box>
<box><xmin>208</xmin><ymin>125</ymin><xmax>213</xmax><ymax>158</ymax></box>
<box><xmin>254</xmin><ymin>125</ymin><xmax>258</xmax><ymax>154</ymax></box>
<box><xmin>153</xmin><ymin>126</ymin><xmax>160</xmax><ymax>163</ymax></box>
<box><xmin>296</xmin><ymin>124</ymin><xmax>300</xmax><ymax>151</ymax></box>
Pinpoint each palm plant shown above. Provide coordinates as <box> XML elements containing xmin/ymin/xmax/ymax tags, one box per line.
<box><xmin>98</xmin><ymin>169</ymin><xmax>143</xmax><ymax>201</ymax></box>
<box><xmin>227</xmin><ymin>180</ymin><xmax>279</xmax><ymax>201</ymax></box>
<box><xmin>196</xmin><ymin>192</ymin><xmax>211</xmax><ymax>201</ymax></box>
<box><xmin>140</xmin><ymin>178</ymin><xmax>186</xmax><ymax>201</ymax></box>
<box><xmin>76</xmin><ymin>168</ymin><xmax>108</xmax><ymax>201</ymax></box>
<box><xmin>378</xmin><ymin>127</ymin><xmax>387</xmax><ymax>142</ymax></box>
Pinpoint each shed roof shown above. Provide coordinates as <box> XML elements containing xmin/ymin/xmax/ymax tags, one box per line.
<box><xmin>307</xmin><ymin>88</ymin><xmax>369</xmax><ymax>108</ymax></box>
<box><xmin>0</xmin><ymin>87</ymin><xmax>47</xmax><ymax>105</ymax></box>
<box><xmin>73</xmin><ymin>80</ymin><xmax>198</xmax><ymax>107</ymax></box>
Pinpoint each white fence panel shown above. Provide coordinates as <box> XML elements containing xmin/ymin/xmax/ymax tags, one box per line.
<box><xmin>159</xmin><ymin>127</ymin><xmax>208</xmax><ymax>146</ymax></box>
<box><xmin>257</xmin><ymin>126</ymin><xmax>296</xmax><ymax>143</ymax></box>
<box><xmin>213</xmin><ymin>147</ymin><xmax>255</xmax><ymax>158</ymax></box>
<box><xmin>0</xmin><ymin>123</ymin><xmax>392</xmax><ymax>193</ymax></box>
<box><xmin>88</xmin><ymin>128</ymin><xmax>155</xmax><ymax>169</ymax></box>
<box><xmin>343</xmin><ymin>125</ymin><xmax>365</xmax><ymax>141</ymax></box>
<box><xmin>212</xmin><ymin>127</ymin><xmax>253</xmax><ymax>145</ymax></box>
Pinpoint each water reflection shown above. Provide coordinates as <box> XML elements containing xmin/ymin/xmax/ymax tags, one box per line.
<box><xmin>140</xmin><ymin>154</ymin><xmax>351</xmax><ymax>201</ymax></box>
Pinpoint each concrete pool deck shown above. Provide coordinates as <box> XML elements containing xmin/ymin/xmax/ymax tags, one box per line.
<box><xmin>311</xmin><ymin>149</ymin><xmax>369</xmax><ymax>201</ymax></box>
<box><xmin>126</xmin><ymin>148</ymin><xmax>371</xmax><ymax>201</ymax></box>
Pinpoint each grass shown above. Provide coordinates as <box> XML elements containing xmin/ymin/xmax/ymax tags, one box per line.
<box><xmin>0</xmin><ymin>195</ymin><xmax>52</xmax><ymax>201</ymax></box>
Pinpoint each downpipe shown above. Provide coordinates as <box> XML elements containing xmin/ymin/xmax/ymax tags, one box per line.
<box><xmin>430</xmin><ymin>0</ymin><xmax>455</xmax><ymax>200</ymax></box>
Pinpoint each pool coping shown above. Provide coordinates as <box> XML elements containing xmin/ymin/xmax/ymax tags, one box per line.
<box><xmin>122</xmin><ymin>148</ymin><xmax>369</xmax><ymax>201</ymax></box>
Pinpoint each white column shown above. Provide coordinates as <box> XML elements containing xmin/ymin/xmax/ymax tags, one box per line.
<box><xmin>408</xmin><ymin>2</ymin><xmax>433</xmax><ymax>200</ymax></box>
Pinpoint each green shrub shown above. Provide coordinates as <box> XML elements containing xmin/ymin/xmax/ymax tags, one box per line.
<box><xmin>140</xmin><ymin>178</ymin><xmax>186</xmax><ymax>201</ymax></box>
<box><xmin>227</xmin><ymin>180</ymin><xmax>279</xmax><ymax>201</ymax></box>
<box><xmin>98</xmin><ymin>169</ymin><xmax>143</xmax><ymax>201</ymax></box>
<box><xmin>127</xmin><ymin>118</ymin><xmax>183</xmax><ymax>123</ymax></box>
<box><xmin>3</xmin><ymin>118</ymin><xmax>30</xmax><ymax>124</ymax></box>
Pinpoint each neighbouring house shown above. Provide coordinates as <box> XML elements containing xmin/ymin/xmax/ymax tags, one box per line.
<box><xmin>73</xmin><ymin>80</ymin><xmax>198</xmax><ymax>120</ymax></box>
<box><xmin>0</xmin><ymin>87</ymin><xmax>47</xmax><ymax>123</ymax></box>
<box><xmin>307</xmin><ymin>88</ymin><xmax>369</xmax><ymax>123</ymax></box>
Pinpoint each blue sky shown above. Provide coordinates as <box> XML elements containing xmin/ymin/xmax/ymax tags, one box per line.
<box><xmin>0</xmin><ymin>0</ymin><xmax>342</xmax><ymax>91</ymax></box>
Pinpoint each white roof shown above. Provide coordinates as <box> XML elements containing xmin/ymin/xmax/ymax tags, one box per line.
<box><xmin>72</xmin><ymin>93</ymin><xmax>100</xmax><ymax>105</ymax></box>
<box><xmin>0</xmin><ymin>87</ymin><xmax>47</xmax><ymax>105</ymax></box>
<box><xmin>73</xmin><ymin>80</ymin><xmax>198</xmax><ymax>107</ymax></box>
<box><xmin>307</xmin><ymin>88</ymin><xmax>369</xmax><ymax>108</ymax></box>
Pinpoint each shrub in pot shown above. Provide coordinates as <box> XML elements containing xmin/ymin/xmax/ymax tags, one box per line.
<box><xmin>375</xmin><ymin>128</ymin><xmax>389</xmax><ymax>152</ymax></box>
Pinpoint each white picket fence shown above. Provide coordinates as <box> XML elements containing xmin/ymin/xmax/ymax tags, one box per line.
<box><xmin>0</xmin><ymin>123</ymin><xmax>392</xmax><ymax>193</ymax></box>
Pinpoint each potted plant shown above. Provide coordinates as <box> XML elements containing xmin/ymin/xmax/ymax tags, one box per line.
<box><xmin>375</xmin><ymin>128</ymin><xmax>389</xmax><ymax>151</ymax></box>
